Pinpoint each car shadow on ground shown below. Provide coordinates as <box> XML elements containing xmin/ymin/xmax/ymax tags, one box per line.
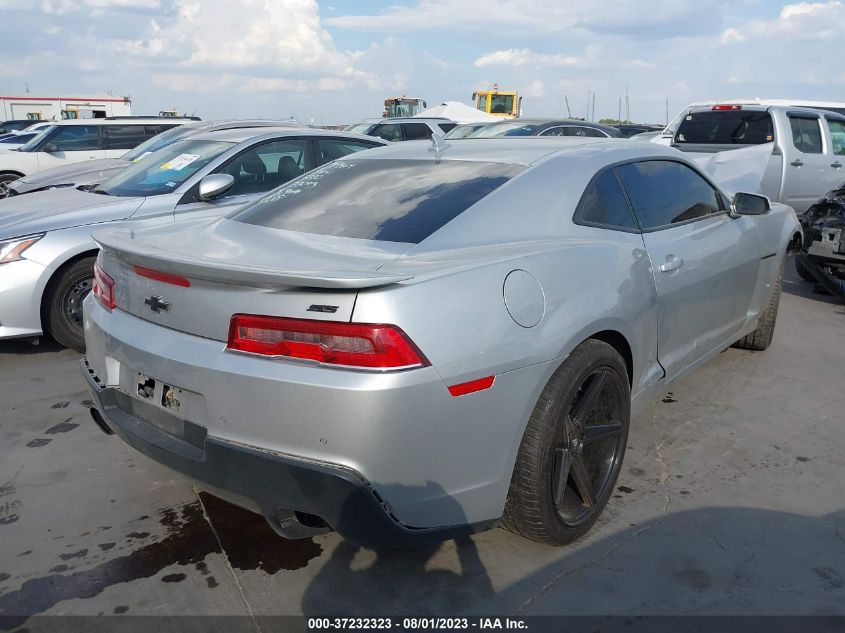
<box><xmin>0</xmin><ymin>337</ymin><xmax>68</xmax><ymax>356</ymax></box>
<box><xmin>300</xmin><ymin>504</ymin><xmax>845</xmax><ymax>618</ymax></box>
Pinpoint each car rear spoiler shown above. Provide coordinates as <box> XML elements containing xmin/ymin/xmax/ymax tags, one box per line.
<box><xmin>93</xmin><ymin>231</ymin><xmax>413</xmax><ymax>290</ymax></box>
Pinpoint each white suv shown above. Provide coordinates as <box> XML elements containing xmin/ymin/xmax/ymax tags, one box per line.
<box><xmin>0</xmin><ymin>118</ymin><xmax>191</xmax><ymax>196</ymax></box>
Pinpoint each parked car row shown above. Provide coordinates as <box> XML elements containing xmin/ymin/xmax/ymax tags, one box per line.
<box><xmin>0</xmin><ymin>110</ymin><xmax>827</xmax><ymax>550</ymax></box>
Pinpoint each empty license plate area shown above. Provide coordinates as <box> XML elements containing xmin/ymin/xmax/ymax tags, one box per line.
<box><xmin>135</xmin><ymin>372</ymin><xmax>186</xmax><ymax>415</ymax></box>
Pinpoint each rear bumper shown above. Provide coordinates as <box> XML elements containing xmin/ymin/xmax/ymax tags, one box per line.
<box><xmin>81</xmin><ymin>357</ymin><xmax>497</xmax><ymax>548</ymax></box>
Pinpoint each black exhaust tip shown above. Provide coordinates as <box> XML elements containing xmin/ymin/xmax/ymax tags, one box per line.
<box><xmin>89</xmin><ymin>407</ymin><xmax>114</xmax><ymax>435</ymax></box>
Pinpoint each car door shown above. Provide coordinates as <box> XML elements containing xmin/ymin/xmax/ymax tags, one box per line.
<box><xmin>823</xmin><ymin>116</ymin><xmax>845</xmax><ymax>192</ymax></box>
<box><xmin>615</xmin><ymin>159</ymin><xmax>762</xmax><ymax>379</ymax></box>
<box><xmin>782</xmin><ymin>113</ymin><xmax>829</xmax><ymax>213</ymax></box>
<box><xmin>35</xmin><ymin>124</ymin><xmax>106</xmax><ymax>169</ymax></box>
<box><xmin>174</xmin><ymin>137</ymin><xmax>311</xmax><ymax>221</ymax></box>
<box><xmin>313</xmin><ymin>137</ymin><xmax>384</xmax><ymax>166</ymax></box>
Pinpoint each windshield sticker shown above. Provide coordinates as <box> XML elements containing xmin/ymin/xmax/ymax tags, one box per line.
<box><xmin>165</xmin><ymin>181</ymin><xmax>177</xmax><ymax>188</ymax></box>
<box><xmin>132</xmin><ymin>151</ymin><xmax>152</xmax><ymax>163</ymax></box>
<box><xmin>160</xmin><ymin>153</ymin><xmax>201</xmax><ymax>171</ymax></box>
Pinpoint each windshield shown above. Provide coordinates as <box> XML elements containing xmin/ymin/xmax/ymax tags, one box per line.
<box><xmin>489</xmin><ymin>94</ymin><xmax>515</xmax><ymax>115</ymax></box>
<box><xmin>234</xmin><ymin>158</ymin><xmax>524</xmax><ymax>244</ymax></box>
<box><xmin>122</xmin><ymin>124</ymin><xmax>197</xmax><ymax>161</ymax></box>
<box><xmin>469</xmin><ymin>122</ymin><xmax>541</xmax><ymax>137</ymax></box>
<box><xmin>98</xmin><ymin>139</ymin><xmax>233</xmax><ymax>197</ymax></box>
<box><xmin>18</xmin><ymin>126</ymin><xmax>57</xmax><ymax>152</ymax></box>
<box><xmin>444</xmin><ymin>124</ymin><xmax>488</xmax><ymax>139</ymax></box>
<box><xmin>344</xmin><ymin>123</ymin><xmax>378</xmax><ymax>134</ymax></box>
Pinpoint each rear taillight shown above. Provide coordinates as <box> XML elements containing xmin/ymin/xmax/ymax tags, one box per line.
<box><xmin>92</xmin><ymin>262</ymin><xmax>116</xmax><ymax>311</ymax></box>
<box><xmin>712</xmin><ymin>104</ymin><xmax>742</xmax><ymax>111</ymax></box>
<box><xmin>227</xmin><ymin>315</ymin><xmax>429</xmax><ymax>370</ymax></box>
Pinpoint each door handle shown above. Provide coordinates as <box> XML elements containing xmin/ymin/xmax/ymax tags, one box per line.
<box><xmin>790</xmin><ymin>159</ymin><xmax>804</xmax><ymax>167</ymax></box>
<box><xmin>832</xmin><ymin>162</ymin><xmax>843</xmax><ymax>169</ymax></box>
<box><xmin>659</xmin><ymin>254</ymin><xmax>684</xmax><ymax>273</ymax></box>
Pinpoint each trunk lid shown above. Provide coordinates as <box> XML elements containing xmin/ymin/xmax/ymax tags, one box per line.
<box><xmin>94</xmin><ymin>218</ymin><xmax>414</xmax><ymax>341</ymax></box>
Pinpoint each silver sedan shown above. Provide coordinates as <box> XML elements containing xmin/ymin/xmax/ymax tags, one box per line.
<box><xmin>81</xmin><ymin>138</ymin><xmax>801</xmax><ymax>547</ymax></box>
<box><xmin>0</xmin><ymin>128</ymin><xmax>385</xmax><ymax>350</ymax></box>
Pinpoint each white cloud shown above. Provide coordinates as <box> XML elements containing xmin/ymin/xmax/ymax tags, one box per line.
<box><xmin>474</xmin><ymin>48</ymin><xmax>580</xmax><ymax>68</ymax></box>
<box><xmin>327</xmin><ymin>0</ymin><xmax>721</xmax><ymax>37</ymax></box>
<box><xmin>526</xmin><ymin>79</ymin><xmax>545</xmax><ymax>98</ymax></box>
<box><xmin>722</xmin><ymin>0</ymin><xmax>842</xmax><ymax>43</ymax></box>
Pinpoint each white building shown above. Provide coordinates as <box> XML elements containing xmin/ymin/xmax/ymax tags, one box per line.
<box><xmin>0</xmin><ymin>94</ymin><xmax>132</xmax><ymax>121</ymax></box>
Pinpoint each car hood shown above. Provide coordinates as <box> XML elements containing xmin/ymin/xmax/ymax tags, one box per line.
<box><xmin>17</xmin><ymin>158</ymin><xmax>130</xmax><ymax>187</ymax></box>
<box><xmin>0</xmin><ymin>188</ymin><xmax>144</xmax><ymax>240</ymax></box>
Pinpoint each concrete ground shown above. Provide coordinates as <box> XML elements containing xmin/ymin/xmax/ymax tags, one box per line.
<box><xmin>1</xmin><ymin>261</ymin><xmax>844</xmax><ymax>623</ymax></box>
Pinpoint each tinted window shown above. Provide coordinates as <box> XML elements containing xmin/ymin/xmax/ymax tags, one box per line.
<box><xmin>578</xmin><ymin>170</ymin><xmax>637</xmax><ymax>230</ymax></box>
<box><xmin>616</xmin><ymin>161</ymin><xmax>721</xmax><ymax>229</ymax></box>
<box><xmin>403</xmin><ymin>123</ymin><xmax>433</xmax><ymax>140</ymax></box>
<box><xmin>103</xmin><ymin>125</ymin><xmax>147</xmax><ymax>150</ymax></box>
<box><xmin>565</xmin><ymin>127</ymin><xmax>605</xmax><ymax>138</ymax></box>
<box><xmin>789</xmin><ymin>116</ymin><xmax>822</xmax><ymax>154</ymax></box>
<box><xmin>471</xmin><ymin>122</ymin><xmax>540</xmax><ymax>137</ymax></box>
<box><xmin>48</xmin><ymin>125</ymin><xmax>101</xmax><ymax>151</ymax></box>
<box><xmin>827</xmin><ymin>119</ymin><xmax>845</xmax><ymax>156</ymax></box>
<box><xmin>0</xmin><ymin>133</ymin><xmax>35</xmax><ymax>144</ymax></box>
<box><xmin>676</xmin><ymin>111</ymin><xmax>774</xmax><ymax>145</ymax></box>
<box><xmin>235</xmin><ymin>159</ymin><xmax>524</xmax><ymax>243</ymax></box>
<box><xmin>490</xmin><ymin>94</ymin><xmax>514</xmax><ymax>114</ymax></box>
<box><xmin>220</xmin><ymin>139</ymin><xmax>307</xmax><ymax>196</ymax></box>
<box><xmin>317</xmin><ymin>138</ymin><xmax>379</xmax><ymax>165</ymax></box>
<box><xmin>99</xmin><ymin>139</ymin><xmax>232</xmax><ymax>197</ymax></box>
<box><xmin>438</xmin><ymin>123</ymin><xmax>458</xmax><ymax>133</ymax></box>
<box><xmin>370</xmin><ymin>124</ymin><xmax>402</xmax><ymax>142</ymax></box>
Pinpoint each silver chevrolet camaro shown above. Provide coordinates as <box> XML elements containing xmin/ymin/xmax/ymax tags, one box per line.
<box><xmin>81</xmin><ymin>137</ymin><xmax>801</xmax><ymax>547</ymax></box>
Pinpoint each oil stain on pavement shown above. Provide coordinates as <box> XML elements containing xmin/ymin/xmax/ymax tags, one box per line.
<box><xmin>0</xmin><ymin>493</ymin><xmax>323</xmax><ymax>627</ymax></box>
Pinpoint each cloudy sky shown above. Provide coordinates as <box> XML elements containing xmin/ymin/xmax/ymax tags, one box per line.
<box><xmin>0</xmin><ymin>0</ymin><xmax>840</xmax><ymax>125</ymax></box>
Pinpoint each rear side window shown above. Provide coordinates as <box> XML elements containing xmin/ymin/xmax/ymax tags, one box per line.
<box><xmin>403</xmin><ymin>123</ymin><xmax>433</xmax><ymax>140</ymax></box>
<box><xmin>48</xmin><ymin>125</ymin><xmax>101</xmax><ymax>151</ymax></box>
<box><xmin>616</xmin><ymin>161</ymin><xmax>722</xmax><ymax>229</ymax></box>
<box><xmin>676</xmin><ymin>111</ymin><xmax>774</xmax><ymax>145</ymax></box>
<box><xmin>438</xmin><ymin>123</ymin><xmax>457</xmax><ymax>133</ymax></box>
<box><xmin>235</xmin><ymin>159</ymin><xmax>524</xmax><ymax>243</ymax></box>
<box><xmin>103</xmin><ymin>125</ymin><xmax>147</xmax><ymax>150</ymax></box>
<box><xmin>789</xmin><ymin>116</ymin><xmax>823</xmax><ymax>154</ymax></box>
<box><xmin>827</xmin><ymin>119</ymin><xmax>845</xmax><ymax>156</ymax></box>
<box><xmin>576</xmin><ymin>170</ymin><xmax>637</xmax><ymax>230</ymax></box>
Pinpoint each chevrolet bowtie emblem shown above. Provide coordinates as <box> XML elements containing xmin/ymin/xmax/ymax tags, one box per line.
<box><xmin>144</xmin><ymin>295</ymin><xmax>171</xmax><ymax>313</ymax></box>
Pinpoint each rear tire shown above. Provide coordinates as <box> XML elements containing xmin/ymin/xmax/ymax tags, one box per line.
<box><xmin>733</xmin><ymin>260</ymin><xmax>783</xmax><ymax>351</ymax></box>
<box><xmin>795</xmin><ymin>256</ymin><xmax>814</xmax><ymax>283</ymax></box>
<box><xmin>44</xmin><ymin>256</ymin><xmax>96</xmax><ymax>353</ymax></box>
<box><xmin>502</xmin><ymin>339</ymin><xmax>630</xmax><ymax>545</ymax></box>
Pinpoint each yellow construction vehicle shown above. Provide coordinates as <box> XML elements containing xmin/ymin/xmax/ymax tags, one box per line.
<box><xmin>472</xmin><ymin>84</ymin><xmax>522</xmax><ymax>118</ymax></box>
<box><xmin>383</xmin><ymin>97</ymin><xmax>427</xmax><ymax>118</ymax></box>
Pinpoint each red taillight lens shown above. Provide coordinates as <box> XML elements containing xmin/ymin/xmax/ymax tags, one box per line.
<box><xmin>92</xmin><ymin>262</ymin><xmax>116</xmax><ymax>311</ymax></box>
<box><xmin>133</xmin><ymin>265</ymin><xmax>190</xmax><ymax>287</ymax></box>
<box><xmin>712</xmin><ymin>104</ymin><xmax>742</xmax><ymax>111</ymax></box>
<box><xmin>227</xmin><ymin>315</ymin><xmax>429</xmax><ymax>370</ymax></box>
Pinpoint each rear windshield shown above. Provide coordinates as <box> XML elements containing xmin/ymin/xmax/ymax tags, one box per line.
<box><xmin>234</xmin><ymin>159</ymin><xmax>524</xmax><ymax>243</ymax></box>
<box><xmin>676</xmin><ymin>110</ymin><xmax>774</xmax><ymax>145</ymax></box>
<box><xmin>470</xmin><ymin>122</ymin><xmax>541</xmax><ymax>137</ymax></box>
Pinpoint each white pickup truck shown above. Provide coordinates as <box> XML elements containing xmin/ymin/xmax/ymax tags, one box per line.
<box><xmin>670</xmin><ymin>104</ymin><xmax>845</xmax><ymax>214</ymax></box>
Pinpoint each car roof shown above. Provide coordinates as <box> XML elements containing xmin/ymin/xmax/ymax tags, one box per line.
<box><xmin>369</xmin><ymin>118</ymin><xmax>453</xmax><ymax>124</ymax></box>
<box><xmin>348</xmin><ymin>137</ymin><xmax>671</xmax><ymax>166</ymax></box>
<box><xmin>687</xmin><ymin>104</ymin><xmax>841</xmax><ymax>117</ymax></box>
<box><xmin>189</xmin><ymin>127</ymin><xmax>390</xmax><ymax>144</ymax></box>
<box><xmin>43</xmin><ymin>118</ymin><xmax>194</xmax><ymax>126</ymax></box>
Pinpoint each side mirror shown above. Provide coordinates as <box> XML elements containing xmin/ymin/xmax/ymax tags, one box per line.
<box><xmin>197</xmin><ymin>173</ymin><xmax>234</xmax><ymax>201</ymax></box>
<box><xmin>731</xmin><ymin>192</ymin><xmax>771</xmax><ymax>216</ymax></box>
<box><xmin>43</xmin><ymin>143</ymin><xmax>59</xmax><ymax>153</ymax></box>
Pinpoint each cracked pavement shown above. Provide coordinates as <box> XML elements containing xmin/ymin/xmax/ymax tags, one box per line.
<box><xmin>1</xmin><ymin>261</ymin><xmax>844</xmax><ymax>619</ymax></box>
